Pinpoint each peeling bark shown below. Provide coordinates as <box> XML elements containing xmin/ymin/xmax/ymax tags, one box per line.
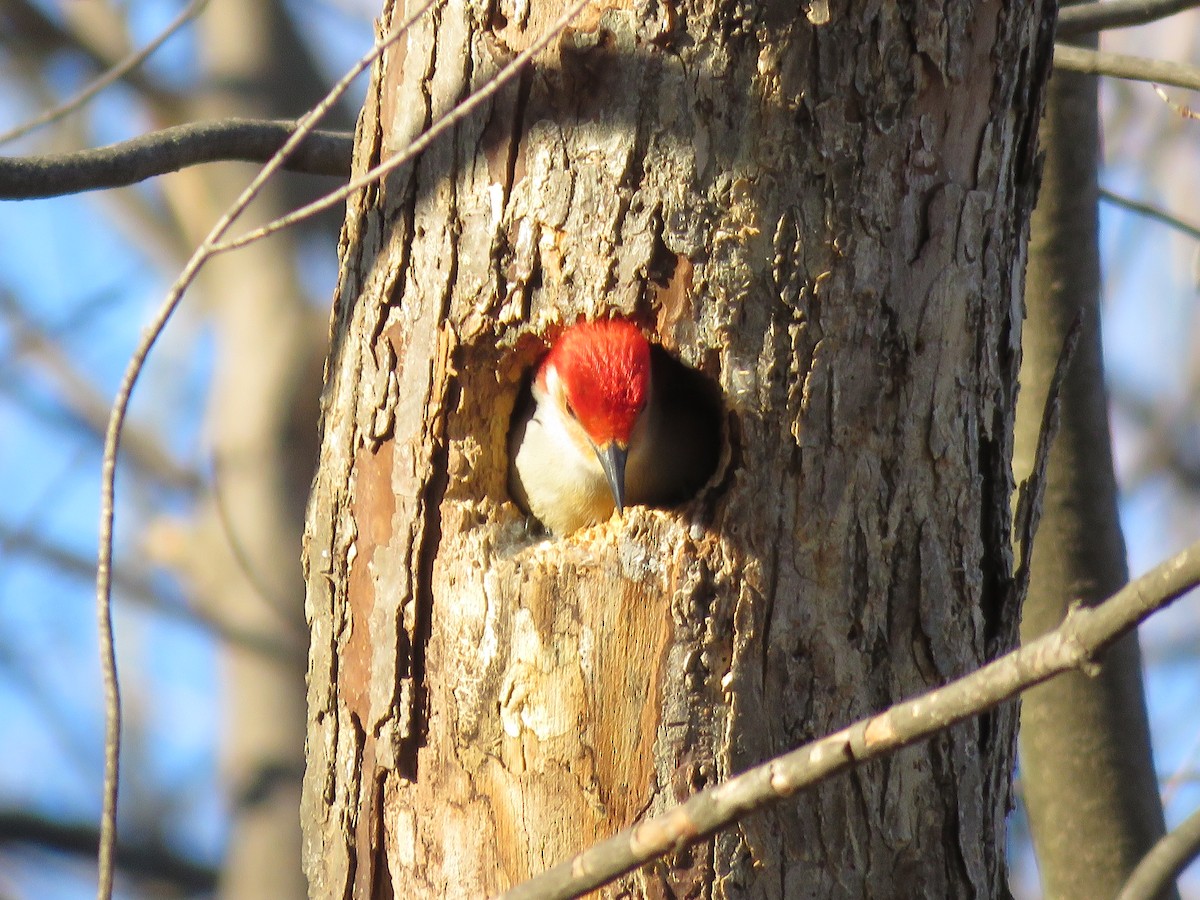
<box><xmin>303</xmin><ymin>2</ymin><xmax>1053</xmax><ymax>897</ymax></box>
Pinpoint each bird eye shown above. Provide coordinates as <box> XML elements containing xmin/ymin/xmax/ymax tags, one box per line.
<box><xmin>564</xmin><ymin>399</ymin><xmax>578</xmax><ymax>420</ymax></box>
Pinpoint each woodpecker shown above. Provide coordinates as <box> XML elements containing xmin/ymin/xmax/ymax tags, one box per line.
<box><xmin>508</xmin><ymin>318</ymin><xmax>720</xmax><ymax>535</ymax></box>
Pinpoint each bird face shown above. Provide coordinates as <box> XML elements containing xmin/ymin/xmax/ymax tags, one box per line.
<box><xmin>535</xmin><ymin>319</ymin><xmax>651</xmax><ymax>512</ymax></box>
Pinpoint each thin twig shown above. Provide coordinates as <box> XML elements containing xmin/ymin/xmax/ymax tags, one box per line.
<box><xmin>210</xmin><ymin>0</ymin><xmax>591</xmax><ymax>254</ymax></box>
<box><xmin>0</xmin><ymin>521</ymin><xmax>301</xmax><ymax>660</ymax></box>
<box><xmin>1116</xmin><ymin>803</ymin><xmax>1200</xmax><ymax>900</ymax></box>
<box><xmin>1054</xmin><ymin>44</ymin><xmax>1200</xmax><ymax>92</ymax></box>
<box><xmin>0</xmin><ymin>293</ymin><xmax>200</xmax><ymax>489</ymax></box>
<box><xmin>19</xmin><ymin>36</ymin><xmax>1188</xmax><ymax>218</ymax></box>
<box><xmin>1163</xmin><ymin>727</ymin><xmax>1200</xmax><ymax>806</ymax></box>
<box><xmin>1152</xmin><ymin>84</ymin><xmax>1200</xmax><ymax>120</ymax></box>
<box><xmin>499</xmin><ymin>539</ymin><xmax>1200</xmax><ymax>900</ymax></box>
<box><xmin>0</xmin><ymin>120</ymin><xmax>353</xmax><ymax>199</ymax></box>
<box><xmin>1100</xmin><ymin>187</ymin><xmax>1200</xmax><ymax>241</ymax></box>
<box><xmin>0</xmin><ymin>808</ymin><xmax>217</xmax><ymax>891</ymax></box>
<box><xmin>0</xmin><ymin>0</ymin><xmax>209</xmax><ymax>147</ymax></box>
<box><xmin>91</xmin><ymin>3</ymin><xmax>436</xmax><ymax>895</ymax></box>
<box><xmin>1012</xmin><ymin>313</ymin><xmax>1082</xmax><ymax>593</ymax></box>
<box><xmin>0</xmin><ymin>0</ymin><xmax>184</xmax><ymax>115</ymax></box>
<box><xmin>1058</xmin><ymin>0</ymin><xmax>1200</xmax><ymax>38</ymax></box>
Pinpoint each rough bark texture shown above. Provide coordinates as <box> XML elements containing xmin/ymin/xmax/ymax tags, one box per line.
<box><xmin>303</xmin><ymin>1</ymin><xmax>1052</xmax><ymax>896</ymax></box>
<box><xmin>1014</xmin><ymin>29</ymin><xmax>1172</xmax><ymax>900</ymax></box>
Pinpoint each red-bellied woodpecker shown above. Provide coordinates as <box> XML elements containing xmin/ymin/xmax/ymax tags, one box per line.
<box><xmin>508</xmin><ymin>318</ymin><xmax>720</xmax><ymax>535</ymax></box>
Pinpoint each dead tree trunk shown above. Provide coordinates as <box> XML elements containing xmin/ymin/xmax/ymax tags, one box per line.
<box><xmin>302</xmin><ymin>2</ymin><xmax>1053</xmax><ymax>896</ymax></box>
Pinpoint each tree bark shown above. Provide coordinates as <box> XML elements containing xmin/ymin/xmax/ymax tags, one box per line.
<box><xmin>1014</xmin><ymin>24</ymin><xmax>1173</xmax><ymax>900</ymax></box>
<box><xmin>303</xmin><ymin>2</ymin><xmax>1053</xmax><ymax>896</ymax></box>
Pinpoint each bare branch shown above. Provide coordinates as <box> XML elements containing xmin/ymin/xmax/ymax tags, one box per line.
<box><xmin>209</xmin><ymin>451</ymin><xmax>305</xmax><ymax>627</ymax></box>
<box><xmin>0</xmin><ymin>294</ymin><xmax>200</xmax><ymax>490</ymax></box>
<box><xmin>0</xmin><ymin>0</ymin><xmax>209</xmax><ymax>147</ymax></box>
<box><xmin>0</xmin><ymin>809</ymin><xmax>217</xmax><ymax>892</ymax></box>
<box><xmin>1100</xmin><ymin>187</ymin><xmax>1200</xmax><ymax>241</ymax></box>
<box><xmin>1</xmin><ymin>521</ymin><xmax>158</xmax><ymax>606</ymax></box>
<box><xmin>16</xmin><ymin>37</ymin><xmax>1195</xmax><ymax>209</ymax></box>
<box><xmin>1012</xmin><ymin>314</ymin><xmax>1081</xmax><ymax>593</ymax></box>
<box><xmin>1054</xmin><ymin>44</ymin><xmax>1200</xmax><ymax>92</ymax></box>
<box><xmin>0</xmin><ymin>0</ymin><xmax>183</xmax><ymax>114</ymax></box>
<box><xmin>212</xmin><ymin>0</ymin><xmax>593</xmax><ymax>253</ymax></box>
<box><xmin>1057</xmin><ymin>0</ymin><xmax>1200</xmax><ymax>38</ymax></box>
<box><xmin>1108</xmin><ymin>381</ymin><xmax>1200</xmax><ymax>494</ymax></box>
<box><xmin>499</xmin><ymin>539</ymin><xmax>1200</xmax><ymax>900</ymax></box>
<box><xmin>1164</xmin><ymin>729</ymin><xmax>1200</xmax><ymax>806</ymax></box>
<box><xmin>0</xmin><ymin>120</ymin><xmax>353</xmax><ymax>199</ymax></box>
<box><xmin>0</xmin><ymin>522</ymin><xmax>302</xmax><ymax>662</ymax></box>
<box><xmin>1116</xmin><ymin>804</ymin><xmax>1200</xmax><ymax>900</ymax></box>
<box><xmin>1152</xmin><ymin>84</ymin><xmax>1200</xmax><ymax>120</ymax></box>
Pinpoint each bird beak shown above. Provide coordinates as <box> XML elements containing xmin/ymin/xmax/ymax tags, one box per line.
<box><xmin>595</xmin><ymin>441</ymin><xmax>628</xmax><ymax>515</ymax></box>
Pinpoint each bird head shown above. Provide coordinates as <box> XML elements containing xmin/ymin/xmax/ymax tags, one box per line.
<box><xmin>535</xmin><ymin>318</ymin><xmax>652</xmax><ymax>514</ymax></box>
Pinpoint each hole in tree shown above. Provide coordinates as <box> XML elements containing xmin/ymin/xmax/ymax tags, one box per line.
<box><xmin>506</xmin><ymin>320</ymin><xmax>724</xmax><ymax>535</ymax></box>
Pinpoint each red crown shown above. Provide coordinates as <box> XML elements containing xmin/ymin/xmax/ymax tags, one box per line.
<box><xmin>543</xmin><ymin>319</ymin><xmax>650</xmax><ymax>445</ymax></box>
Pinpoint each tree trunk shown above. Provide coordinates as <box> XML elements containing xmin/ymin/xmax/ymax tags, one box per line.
<box><xmin>1014</xmin><ymin>24</ymin><xmax>1172</xmax><ymax>900</ymax></box>
<box><xmin>303</xmin><ymin>2</ymin><xmax>1053</xmax><ymax>896</ymax></box>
